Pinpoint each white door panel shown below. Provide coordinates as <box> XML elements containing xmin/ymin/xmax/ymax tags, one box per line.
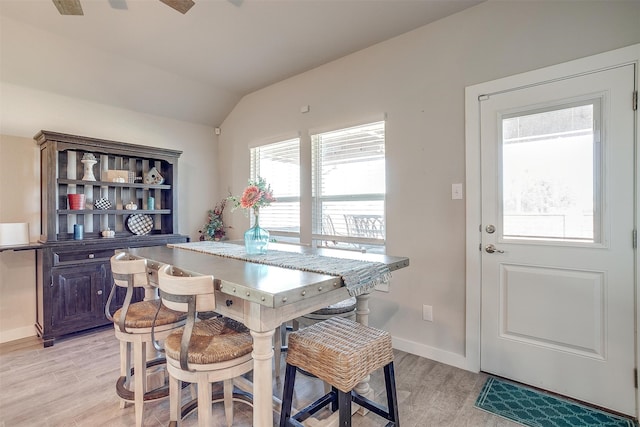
<box><xmin>480</xmin><ymin>64</ymin><xmax>635</xmax><ymax>415</ymax></box>
<box><xmin>499</xmin><ymin>264</ymin><xmax>605</xmax><ymax>358</ymax></box>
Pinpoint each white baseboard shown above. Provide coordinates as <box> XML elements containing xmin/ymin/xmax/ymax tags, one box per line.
<box><xmin>0</xmin><ymin>325</ymin><xmax>37</xmax><ymax>344</ymax></box>
<box><xmin>392</xmin><ymin>336</ymin><xmax>477</xmax><ymax>372</ymax></box>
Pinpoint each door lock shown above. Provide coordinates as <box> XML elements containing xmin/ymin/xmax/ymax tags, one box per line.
<box><xmin>485</xmin><ymin>244</ymin><xmax>504</xmax><ymax>254</ymax></box>
<box><xmin>485</xmin><ymin>224</ymin><xmax>496</xmax><ymax>234</ymax></box>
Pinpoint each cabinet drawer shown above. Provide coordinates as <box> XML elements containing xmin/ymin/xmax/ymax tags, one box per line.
<box><xmin>215</xmin><ymin>292</ymin><xmax>245</xmax><ymax>322</ymax></box>
<box><xmin>146</xmin><ymin>261</ymin><xmax>161</xmax><ymax>287</ymax></box>
<box><xmin>53</xmin><ymin>249</ymin><xmax>115</xmax><ymax>266</ymax></box>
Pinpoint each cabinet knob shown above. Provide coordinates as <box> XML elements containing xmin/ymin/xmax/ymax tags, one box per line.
<box><xmin>88</xmin><ymin>253</ymin><xmax>95</xmax><ymax>259</ymax></box>
<box><xmin>97</xmin><ymin>290</ymin><xmax>103</xmax><ymax>295</ymax></box>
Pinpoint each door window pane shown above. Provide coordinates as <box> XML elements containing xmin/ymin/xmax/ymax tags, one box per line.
<box><xmin>501</xmin><ymin>101</ymin><xmax>600</xmax><ymax>242</ymax></box>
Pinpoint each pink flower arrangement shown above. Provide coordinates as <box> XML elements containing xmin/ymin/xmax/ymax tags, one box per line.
<box><xmin>229</xmin><ymin>177</ymin><xmax>276</xmax><ymax>214</ymax></box>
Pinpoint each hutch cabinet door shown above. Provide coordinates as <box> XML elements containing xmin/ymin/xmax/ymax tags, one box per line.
<box><xmin>50</xmin><ymin>263</ymin><xmax>107</xmax><ymax>334</ymax></box>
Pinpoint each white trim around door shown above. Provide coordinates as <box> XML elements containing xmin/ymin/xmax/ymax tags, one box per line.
<box><xmin>464</xmin><ymin>43</ymin><xmax>640</xmax><ymax>416</ymax></box>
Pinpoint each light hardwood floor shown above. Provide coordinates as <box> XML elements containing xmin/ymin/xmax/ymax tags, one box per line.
<box><xmin>0</xmin><ymin>327</ymin><xmax>519</xmax><ymax>427</ymax></box>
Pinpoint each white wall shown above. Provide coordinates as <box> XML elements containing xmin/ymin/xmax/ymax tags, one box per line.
<box><xmin>218</xmin><ymin>0</ymin><xmax>640</xmax><ymax>367</ymax></box>
<box><xmin>0</xmin><ymin>83</ymin><xmax>219</xmax><ymax>343</ymax></box>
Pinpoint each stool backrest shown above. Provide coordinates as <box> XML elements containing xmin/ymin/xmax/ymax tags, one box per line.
<box><xmin>107</xmin><ymin>252</ymin><xmax>150</xmax><ymax>332</ymax></box>
<box><xmin>157</xmin><ymin>264</ymin><xmax>216</xmax><ymax>370</ymax></box>
<box><xmin>157</xmin><ymin>264</ymin><xmax>216</xmax><ymax>313</ymax></box>
<box><xmin>110</xmin><ymin>252</ymin><xmax>149</xmax><ymax>289</ymax></box>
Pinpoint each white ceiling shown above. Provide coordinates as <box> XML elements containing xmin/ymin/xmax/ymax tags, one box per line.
<box><xmin>0</xmin><ymin>0</ymin><xmax>483</xmax><ymax>127</ymax></box>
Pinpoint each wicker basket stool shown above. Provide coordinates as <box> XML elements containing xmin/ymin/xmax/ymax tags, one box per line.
<box><xmin>107</xmin><ymin>253</ymin><xmax>187</xmax><ymax>427</ymax></box>
<box><xmin>279</xmin><ymin>316</ymin><xmax>399</xmax><ymax>427</ymax></box>
<box><xmin>275</xmin><ymin>297</ymin><xmax>357</xmax><ymax>380</ymax></box>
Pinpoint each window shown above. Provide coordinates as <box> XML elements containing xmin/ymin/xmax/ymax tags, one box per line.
<box><xmin>250</xmin><ymin>121</ymin><xmax>386</xmax><ymax>251</ymax></box>
<box><xmin>312</xmin><ymin>121</ymin><xmax>386</xmax><ymax>250</ymax></box>
<box><xmin>500</xmin><ymin>100</ymin><xmax>600</xmax><ymax>243</ymax></box>
<box><xmin>250</xmin><ymin>138</ymin><xmax>300</xmax><ymax>240</ymax></box>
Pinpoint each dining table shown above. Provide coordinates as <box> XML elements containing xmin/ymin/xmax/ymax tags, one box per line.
<box><xmin>125</xmin><ymin>241</ymin><xmax>409</xmax><ymax>426</ymax></box>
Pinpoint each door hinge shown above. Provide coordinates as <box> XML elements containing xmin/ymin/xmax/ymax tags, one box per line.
<box><xmin>633</xmin><ymin>229</ymin><xmax>637</xmax><ymax>249</ymax></box>
<box><xmin>635</xmin><ymin>368</ymin><xmax>638</xmax><ymax>389</ymax></box>
<box><xmin>633</xmin><ymin>91</ymin><xmax>638</xmax><ymax>111</ymax></box>
<box><xmin>478</xmin><ymin>94</ymin><xmax>490</xmax><ymax>101</ymax></box>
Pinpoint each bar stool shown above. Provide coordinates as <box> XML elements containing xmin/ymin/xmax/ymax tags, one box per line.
<box><xmin>156</xmin><ymin>264</ymin><xmax>254</xmax><ymax>427</ymax></box>
<box><xmin>106</xmin><ymin>253</ymin><xmax>187</xmax><ymax>427</ymax></box>
<box><xmin>280</xmin><ymin>316</ymin><xmax>399</xmax><ymax>427</ymax></box>
<box><xmin>274</xmin><ymin>298</ymin><xmax>357</xmax><ymax>380</ymax></box>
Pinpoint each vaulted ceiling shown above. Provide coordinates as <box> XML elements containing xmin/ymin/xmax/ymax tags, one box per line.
<box><xmin>0</xmin><ymin>0</ymin><xmax>483</xmax><ymax>127</ymax></box>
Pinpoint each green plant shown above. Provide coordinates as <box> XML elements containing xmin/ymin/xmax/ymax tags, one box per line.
<box><xmin>199</xmin><ymin>199</ymin><xmax>226</xmax><ymax>241</ymax></box>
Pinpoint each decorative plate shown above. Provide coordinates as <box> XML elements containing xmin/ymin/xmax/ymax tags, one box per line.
<box><xmin>126</xmin><ymin>214</ymin><xmax>153</xmax><ymax>235</ymax></box>
<box><xmin>94</xmin><ymin>197</ymin><xmax>112</xmax><ymax>210</ymax></box>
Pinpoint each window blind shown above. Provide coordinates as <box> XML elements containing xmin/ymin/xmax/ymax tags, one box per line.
<box><xmin>311</xmin><ymin>121</ymin><xmax>386</xmax><ymax>249</ymax></box>
<box><xmin>250</xmin><ymin>138</ymin><xmax>300</xmax><ymax>238</ymax></box>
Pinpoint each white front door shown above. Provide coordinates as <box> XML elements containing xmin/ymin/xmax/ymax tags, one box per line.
<box><xmin>479</xmin><ymin>64</ymin><xmax>636</xmax><ymax>415</ymax></box>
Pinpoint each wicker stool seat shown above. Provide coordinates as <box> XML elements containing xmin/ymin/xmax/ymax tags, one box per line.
<box><xmin>107</xmin><ymin>253</ymin><xmax>187</xmax><ymax>427</ymax></box>
<box><xmin>113</xmin><ymin>300</ymin><xmax>185</xmax><ymax>329</ymax></box>
<box><xmin>163</xmin><ymin>317</ymin><xmax>253</xmax><ymax>365</ymax></box>
<box><xmin>280</xmin><ymin>316</ymin><xmax>399</xmax><ymax>427</ymax></box>
<box><xmin>310</xmin><ymin>296</ymin><xmax>357</xmax><ymax>316</ymax></box>
<box><xmin>276</xmin><ymin>297</ymin><xmax>357</xmax><ymax>380</ymax></box>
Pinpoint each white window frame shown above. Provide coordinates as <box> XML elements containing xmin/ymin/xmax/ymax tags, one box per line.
<box><xmin>250</xmin><ymin>137</ymin><xmax>301</xmax><ymax>242</ymax></box>
<box><xmin>310</xmin><ymin>120</ymin><xmax>386</xmax><ymax>252</ymax></box>
<box><xmin>248</xmin><ymin>119</ymin><xmax>387</xmax><ymax>252</ymax></box>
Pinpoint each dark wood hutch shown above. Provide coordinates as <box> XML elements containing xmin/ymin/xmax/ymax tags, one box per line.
<box><xmin>34</xmin><ymin>130</ymin><xmax>188</xmax><ymax>347</ymax></box>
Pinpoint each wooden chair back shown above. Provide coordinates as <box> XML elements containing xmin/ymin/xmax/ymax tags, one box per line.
<box><xmin>110</xmin><ymin>252</ymin><xmax>149</xmax><ymax>289</ymax></box>
<box><xmin>157</xmin><ymin>264</ymin><xmax>216</xmax><ymax>313</ymax></box>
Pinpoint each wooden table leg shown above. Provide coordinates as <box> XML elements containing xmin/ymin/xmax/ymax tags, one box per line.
<box><xmin>251</xmin><ymin>328</ymin><xmax>275</xmax><ymax>427</ymax></box>
<box><xmin>354</xmin><ymin>292</ymin><xmax>374</xmax><ymax>415</ymax></box>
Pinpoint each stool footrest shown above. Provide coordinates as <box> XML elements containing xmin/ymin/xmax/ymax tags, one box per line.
<box><xmin>290</xmin><ymin>391</ymin><xmax>335</xmax><ymax>423</ymax></box>
<box><xmin>282</xmin><ymin>362</ymin><xmax>398</xmax><ymax>427</ymax></box>
<box><xmin>116</xmin><ymin>358</ymin><xmax>168</xmax><ymax>402</ymax></box>
<box><xmin>352</xmin><ymin>392</ymin><xmax>396</xmax><ymax>423</ymax></box>
<box><xmin>289</xmin><ymin>390</ymin><xmax>397</xmax><ymax>426</ymax></box>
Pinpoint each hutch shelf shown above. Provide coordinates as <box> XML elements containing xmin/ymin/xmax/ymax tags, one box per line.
<box><xmin>34</xmin><ymin>130</ymin><xmax>188</xmax><ymax>347</ymax></box>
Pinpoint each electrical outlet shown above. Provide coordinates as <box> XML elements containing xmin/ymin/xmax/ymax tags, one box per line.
<box><xmin>422</xmin><ymin>304</ymin><xmax>433</xmax><ymax>322</ymax></box>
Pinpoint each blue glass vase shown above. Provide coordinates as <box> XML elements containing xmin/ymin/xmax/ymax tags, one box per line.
<box><xmin>244</xmin><ymin>211</ymin><xmax>269</xmax><ymax>255</ymax></box>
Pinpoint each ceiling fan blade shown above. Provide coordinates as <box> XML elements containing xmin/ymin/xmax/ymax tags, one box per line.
<box><xmin>52</xmin><ymin>0</ymin><xmax>84</xmax><ymax>15</ymax></box>
<box><xmin>159</xmin><ymin>0</ymin><xmax>195</xmax><ymax>14</ymax></box>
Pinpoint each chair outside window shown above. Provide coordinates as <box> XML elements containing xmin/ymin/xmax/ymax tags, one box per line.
<box><xmin>344</xmin><ymin>214</ymin><xmax>385</xmax><ymax>239</ymax></box>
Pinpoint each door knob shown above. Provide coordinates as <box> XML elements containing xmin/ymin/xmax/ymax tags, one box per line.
<box><xmin>485</xmin><ymin>244</ymin><xmax>504</xmax><ymax>254</ymax></box>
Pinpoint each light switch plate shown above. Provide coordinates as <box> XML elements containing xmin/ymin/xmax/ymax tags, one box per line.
<box><xmin>452</xmin><ymin>183</ymin><xmax>463</xmax><ymax>200</ymax></box>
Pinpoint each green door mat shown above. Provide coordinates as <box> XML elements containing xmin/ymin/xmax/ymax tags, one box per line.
<box><xmin>475</xmin><ymin>377</ymin><xmax>637</xmax><ymax>427</ymax></box>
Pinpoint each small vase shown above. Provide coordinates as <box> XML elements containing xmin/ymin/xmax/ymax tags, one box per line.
<box><xmin>244</xmin><ymin>210</ymin><xmax>269</xmax><ymax>255</ymax></box>
<box><xmin>81</xmin><ymin>159</ymin><xmax>97</xmax><ymax>181</ymax></box>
